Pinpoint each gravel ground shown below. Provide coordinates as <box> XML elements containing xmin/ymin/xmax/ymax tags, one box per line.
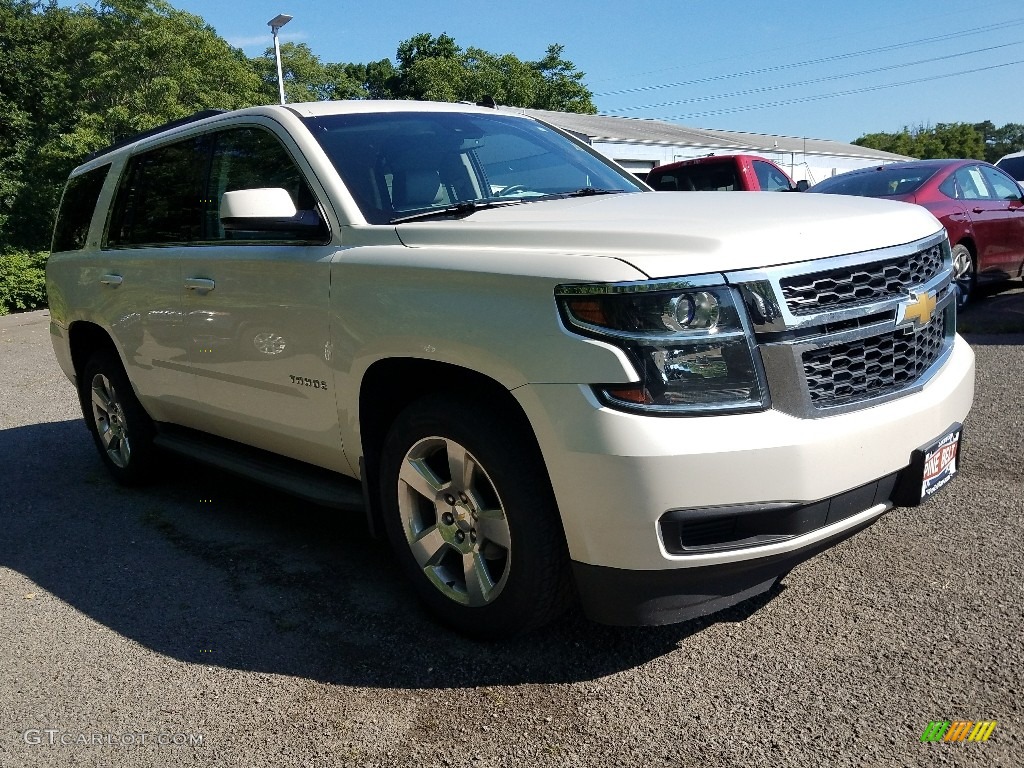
<box><xmin>0</xmin><ymin>305</ymin><xmax>1021</xmax><ymax>768</ymax></box>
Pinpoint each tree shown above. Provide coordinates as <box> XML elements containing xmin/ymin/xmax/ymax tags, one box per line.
<box><xmin>254</xmin><ymin>42</ymin><xmax>367</xmax><ymax>103</ymax></box>
<box><xmin>978</xmin><ymin>121</ymin><xmax>1024</xmax><ymax>163</ymax></box>
<box><xmin>1</xmin><ymin>0</ymin><xmax>264</xmax><ymax>250</ymax></box>
<box><xmin>0</xmin><ymin>7</ymin><xmax>596</xmax><ymax>251</ymax></box>
<box><xmin>356</xmin><ymin>33</ymin><xmax>597</xmax><ymax>113</ymax></box>
<box><xmin>853</xmin><ymin>122</ymin><xmax>984</xmax><ymax>160</ymax></box>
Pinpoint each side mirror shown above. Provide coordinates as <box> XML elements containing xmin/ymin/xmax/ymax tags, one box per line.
<box><xmin>794</xmin><ymin>180</ymin><xmax>810</xmax><ymax>192</ymax></box>
<box><xmin>220</xmin><ymin>188</ymin><xmax>324</xmax><ymax>233</ymax></box>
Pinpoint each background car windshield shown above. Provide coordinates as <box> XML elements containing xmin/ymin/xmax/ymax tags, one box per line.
<box><xmin>812</xmin><ymin>166</ymin><xmax>941</xmax><ymax>197</ymax></box>
<box><xmin>996</xmin><ymin>155</ymin><xmax>1024</xmax><ymax>182</ymax></box>
<box><xmin>303</xmin><ymin>111</ymin><xmax>642</xmax><ymax>223</ymax></box>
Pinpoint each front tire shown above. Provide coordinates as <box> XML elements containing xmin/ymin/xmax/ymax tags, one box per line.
<box><xmin>379</xmin><ymin>395</ymin><xmax>571</xmax><ymax>639</ymax></box>
<box><xmin>80</xmin><ymin>349</ymin><xmax>158</xmax><ymax>485</ymax></box>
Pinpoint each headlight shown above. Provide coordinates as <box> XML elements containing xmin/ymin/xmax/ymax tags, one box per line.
<box><xmin>556</xmin><ymin>278</ymin><xmax>768</xmax><ymax>415</ymax></box>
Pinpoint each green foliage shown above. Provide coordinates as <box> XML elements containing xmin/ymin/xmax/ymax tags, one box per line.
<box><xmin>1</xmin><ymin>0</ymin><xmax>265</xmax><ymax>251</ymax></box>
<box><xmin>853</xmin><ymin>122</ymin><xmax>992</xmax><ymax>161</ymax></box>
<box><xmin>0</xmin><ymin>250</ymin><xmax>48</xmax><ymax>314</ymax></box>
<box><xmin>0</xmin><ymin>4</ymin><xmax>596</xmax><ymax>252</ymax></box>
<box><xmin>973</xmin><ymin>121</ymin><xmax>1024</xmax><ymax>163</ymax></box>
<box><xmin>356</xmin><ymin>33</ymin><xmax>598</xmax><ymax>113</ymax></box>
<box><xmin>254</xmin><ymin>42</ymin><xmax>368</xmax><ymax>102</ymax></box>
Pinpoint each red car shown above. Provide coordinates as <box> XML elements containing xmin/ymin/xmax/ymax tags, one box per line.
<box><xmin>809</xmin><ymin>159</ymin><xmax>1024</xmax><ymax>302</ymax></box>
<box><xmin>646</xmin><ymin>154</ymin><xmax>808</xmax><ymax>192</ymax></box>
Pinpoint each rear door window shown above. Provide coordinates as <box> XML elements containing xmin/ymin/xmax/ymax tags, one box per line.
<box><xmin>106</xmin><ymin>137</ymin><xmax>211</xmax><ymax>247</ymax></box>
<box><xmin>979</xmin><ymin>165</ymin><xmax>1023</xmax><ymax>201</ymax></box>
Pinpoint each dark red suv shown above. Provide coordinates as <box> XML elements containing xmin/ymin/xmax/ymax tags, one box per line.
<box><xmin>809</xmin><ymin>160</ymin><xmax>1024</xmax><ymax>302</ymax></box>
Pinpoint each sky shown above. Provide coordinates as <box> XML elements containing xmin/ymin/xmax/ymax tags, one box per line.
<box><xmin>159</xmin><ymin>1</ymin><xmax>1024</xmax><ymax>142</ymax></box>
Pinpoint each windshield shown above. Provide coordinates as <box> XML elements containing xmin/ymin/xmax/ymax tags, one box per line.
<box><xmin>302</xmin><ymin>111</ymin><xmax>642</xmax><ymax>223</ymax></box>
<box><xmin>810</xmin><ymin>165</ymin><xmax>941</xmax><ymax>198</ymax></box>
<box><xmin>997</xmin><ymin>155</ymin><xmax>1024</xmax><ymax>182</ymax></box>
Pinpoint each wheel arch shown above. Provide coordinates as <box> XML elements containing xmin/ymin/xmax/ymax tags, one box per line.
<box><xmin>68</xmin><ymin>321</ymin><xmax>121</xmax><ymax>376</ymax></box>
<box><xmin>67</xmin><ymin>321</ymin><xmax>123</xmax><ymax>411</ymax></box>
<box><xmin>954</xmin><ymin>236</ymin><xmax>977</xmax><ymax>260</ymax></box>
<box><xmin>357</xmin><ymin>357</ymin><xmax>553</xmax><ymax>536</ymax></box>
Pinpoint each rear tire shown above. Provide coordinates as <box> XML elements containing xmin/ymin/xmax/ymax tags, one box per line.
<box><xmin>379</xmin><ymin>394</ymin><xmax>572</xmax><ymax>639</ymax></box>
<box><xmin>80</xmin><ymin>349</ymin><xmax>158</xmax><ymax>485</ymax></box>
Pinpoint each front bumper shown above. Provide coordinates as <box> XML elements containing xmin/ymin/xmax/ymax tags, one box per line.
<box><xmin>513</xmin><ymin>335</ymin><xmax>975</xmax><ymax>624</ymax></box>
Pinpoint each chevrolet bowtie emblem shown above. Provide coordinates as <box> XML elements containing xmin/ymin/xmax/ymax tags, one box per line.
<box><xmin>903</xmin><ymin>291</ymin><xmax>937</xmax><ymax>327</ymax></box>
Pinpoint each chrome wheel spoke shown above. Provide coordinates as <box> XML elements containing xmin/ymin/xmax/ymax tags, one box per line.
<box><xmin>117</xmin><ymin>434</ymin><xmax>131</xmax><ymax>466</ymax></box>
<box><xmin>400</xmin><ymin>456</ymin><xmax>445</xmax><ymax>501</ymax></box>
<box><xmin>409</xmin><ymin>525</ymin><xmax>448</xmax><ymax>569</ymax></box>
<box><xmin>476</xmin><ymin>508</ymin><xmax>511</xmax><ymax>551</ymax></box>
<box><xmin>446</xmin><ymin>440</ymin><xmax>474</xmax><ymax>491</ymax></box>
<box><xmin>463</xmin><ymin>551</ymin><xmax>496</xmax><ymax>606</ymax></box>
<box><xmin>91</xmin><ymin>384</ymin><xmax>113</xmax><ymax>415</ymax></box>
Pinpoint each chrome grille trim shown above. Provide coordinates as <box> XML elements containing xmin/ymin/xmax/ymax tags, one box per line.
<box><xmin>780</xmin><ymin>242</ymin><xmax>945</xmax><ymax>315</ymax></box>
<box><xmin>724</xmin><ymin>231</ymin><xmax>957</xmax><ymax>418</ymax></box>
<box><xmin>727</xmin><ymin>230</ymin><xmax>951</xmax><ymax>333</ymax></box>
<box><xmin>802</xmin><ymin>304</ymin><xmax>951</xmax><ymax>408</ymax></box>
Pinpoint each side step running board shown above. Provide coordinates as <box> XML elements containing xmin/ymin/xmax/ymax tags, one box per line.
<box><xmin>154</xmin><ymin>425</ymin><xmax>367</xmax><ymax>513</ymax></box>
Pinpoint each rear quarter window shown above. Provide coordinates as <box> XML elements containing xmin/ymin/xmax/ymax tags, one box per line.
<box><xmin>51</xmin><ymin>164</ymin><xmax>110</xmax><ymax>251</ymax></box>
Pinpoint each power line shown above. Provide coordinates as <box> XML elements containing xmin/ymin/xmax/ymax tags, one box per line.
<box><xmin>656</xmin><ymin>59</ymin><xmax>1024</xmax><ymax>122</ymax></box>
<box><xmin>601</xmin><ymin>41</ymin><xmax>1024</xmax><ymax>114</ymax></box>
<box><xmin>593</xmin><ymin>19</ymin><xmax>1024</xmax><ymax>98</ymax></box>
<box><xmin>586</xmin><ymin>8</ymin><xmax>970</xmax><ymax>86</ymax></box>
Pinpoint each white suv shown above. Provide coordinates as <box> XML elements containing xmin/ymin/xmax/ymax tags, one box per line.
<box><xmin>47</xmin><ymin>101</ymin><xmax>975</xmax><ymax>638</ymax></box>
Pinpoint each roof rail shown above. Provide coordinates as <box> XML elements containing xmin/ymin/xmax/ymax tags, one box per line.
<box><xmin>83</xmin><ymin>109</ymin><xmax>228</xmax><ymax>162</ymax></box>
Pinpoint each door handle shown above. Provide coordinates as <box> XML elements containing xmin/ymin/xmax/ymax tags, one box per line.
<box><xmin>184</xmin><ymin>278</ymin><xmax>216</xmax><ymax>294</ymax></box>
<box><xmin>99</xmin><ymin>274</ymin><xmax>123</xmax><ymax>288</ymax></box>
<box><xmin>972</xmin><ymin>207</ymin><xmax>985</xmax><ymax>214</ymax></box>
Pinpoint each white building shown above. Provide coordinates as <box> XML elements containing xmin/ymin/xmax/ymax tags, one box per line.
<box><xmin>516</xmin><ymin>108</ymin><xmax>909</xmax><ymax>185</ymax></box>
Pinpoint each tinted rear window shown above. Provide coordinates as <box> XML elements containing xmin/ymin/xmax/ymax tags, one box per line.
<box><xmin>811</xmin><ymin>166</ymin><xmax>941</xmax><ymax>197</ymax></box>
<box><xmin>52</xmin><ymin>164</ymin><xmax>110</xmax><ymax>251</ymax></box>
<box><xmin>649</xmin><ymin>164</ymin><xmax>738</xmax><ymax>191</ymax></box>
<box><xmin>996</xmin><ymin>156</ymin><xmax>1024</xmax><ymax>181</ymax></box>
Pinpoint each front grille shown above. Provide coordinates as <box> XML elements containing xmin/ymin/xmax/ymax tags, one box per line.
<box><xmin>802</xmin><ymin>308</ymin><xmax>948</xmax><ymax>408</ymax></box>
<box><xmin>780</xmin><ymin>244</ymin><xmax>945</xmax><ymax>315</ymax></box>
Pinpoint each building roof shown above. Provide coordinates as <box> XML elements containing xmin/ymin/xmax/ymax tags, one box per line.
<box><xmin>510</xmin><ymin>108</ymin><xmax>909</xmax><ymax>162</ymax></box>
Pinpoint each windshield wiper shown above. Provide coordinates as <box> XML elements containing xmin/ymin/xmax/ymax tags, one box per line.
<box><xmin>566</xmin><ymin>188</ymin><xmax>626</xmax><ymax>197</ymax></box>
<box><xmin>390</xmin><ymin>199</ymin><xmax>523</xmax><ymax>224</ymax></box>
<box><xmin>530</xmin><ymin>188</ymin><xmax>628</xmax><ymax>202</ymax></box>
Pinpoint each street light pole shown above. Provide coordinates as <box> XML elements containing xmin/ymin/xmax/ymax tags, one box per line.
<box><xmin>268</xmin><ymin>14</ymin><xmax>292</xmax><ymax>105</ymax></box>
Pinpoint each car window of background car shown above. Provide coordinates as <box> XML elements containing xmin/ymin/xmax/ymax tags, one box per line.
<box><xmin>649</xmin><ymin>172</ymin><xmax>688</xmax><ymax>191</ymax></box>
<box><xmin>979</xmin><ymin>165</ymin><xmax>1023</xmax><ymax>201</ymax></box>
<box><xmin>954</xmin><ymin>167</ymin><xmax>991</xmax><ymax>200</ymax></box>
<box><xmin>938</xmin><ymin>173</ymin><xmax>959</xmax><ymax>199</ymax></box>
<box><xmin>811</xmin><ymin>166</ymin><xmax>936</xmax><ymax>198</ymax></box>
<box><xmin>996</xmin><ymin>155</ymin><xmax>1024</xmax><ymax>182</ymax></box>
<box><xmin>752</xmin><ymin>160</ymin><xmax>791</xmax><ymax>191</ymax></box>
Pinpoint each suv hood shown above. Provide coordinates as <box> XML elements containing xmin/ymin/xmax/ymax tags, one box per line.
<box><xmin>394</xmin><ymin>192</ymin><xmax>943</xmax><ymax>278</ymax></box>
